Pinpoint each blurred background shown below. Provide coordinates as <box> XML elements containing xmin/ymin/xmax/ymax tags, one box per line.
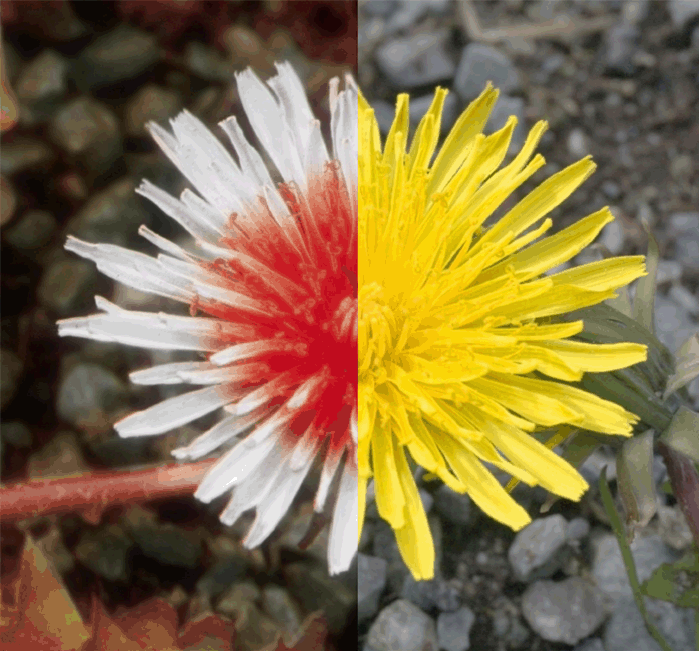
<box><xmin>358</xmin><ymin>1</ymin><xmax>699</xmax><ymax>651</ymax></box>
<box><xmin>1</xmin><ymin>1</ymin><xmax>356</xmax><ymax>649</ymax></box>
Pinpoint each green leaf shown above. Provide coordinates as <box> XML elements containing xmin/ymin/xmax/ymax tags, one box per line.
<box><xmin>579</xmin><ymin>373</ymin><xmax>673</xmax><ymax>433</ymax></box>
<box><xmin>643</xmin><ymin>548</ymin><xmax>699</xmax><ymax>608</ymax></box>
<box><xmin>659</xmin><ymin>406</ymin><xmax>699</xmax><ymax>464</ymax></box>
<box><xmin>633</xmin><ymin>224</ymin><xmax>659</xmax><ymax>334</ymax></box>
<box><xmin>664</xmin><ymin>333</ymin><xmax>699</xmax><ymax>400</ymax></box>
<box><xmin>616</xmin><ymin>430</ymin><xmax>657</xmax><ymax>533</ymax></box>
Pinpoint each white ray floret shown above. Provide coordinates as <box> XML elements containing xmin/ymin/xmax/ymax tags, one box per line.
<box><xmin>57</xmin><ymin>63</ymin><xmax>358</xmax><ymax>576</ymax></box>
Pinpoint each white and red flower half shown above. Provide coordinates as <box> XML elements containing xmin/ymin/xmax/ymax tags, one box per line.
<box><xmin>57</xmin><ymin>63</ymin><xmax>358</xmax><ymax>575</ymax></box>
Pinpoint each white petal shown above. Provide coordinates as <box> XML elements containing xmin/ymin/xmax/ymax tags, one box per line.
<box><xmin>65</xmin><ymin>236</ymin><xmax>194</xmax><ymax>303</ymax></box>
<box><xmin>130</xmin><ymin>361</ymin><xmax>215</xmax><ymax>385</ymax></box>
<box><xmin>195</xmin><ymin>430</ymin><xmax>280</xmax><ymax>503</ymax></box>
<box><xmin>136</xmin><ymin>179</ymin><xmax>223</xmax><ymax>242</ymax></box>
<box><xmin>115</xmin><ymin>385</ymin><xmax>238</xmax><ymax>437</ymax></box>
<box><xmin>314</xmin><ymin>442</ymin><xmax>344</xmax><ymax>513</ymax></box>
<box><xmin>328</xmin><ymin>458</ymin><xmax>358</xmax><ymax>575</ymax></box>
<box><xmin>217</xmin><ymin>439</ymin><xmax>286</xmax><ymax>525</ymax></box>
<box><xmin>243</xmin><ymin>446</ymin><xmax>317</xmax><ymax>548</ymax></box>
<box><xmin>172</xmin><ymin>408</ymin><xmax>268</xmax><ymax>460</ymax></box>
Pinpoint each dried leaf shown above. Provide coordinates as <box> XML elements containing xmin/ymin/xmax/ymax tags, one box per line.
<box><xmin>0</xmin><ymin>535</ymin><xmax>90</xmax><ymax>650</ymax></box>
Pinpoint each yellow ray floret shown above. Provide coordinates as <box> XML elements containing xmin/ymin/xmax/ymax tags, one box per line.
<box><xmin>358</xmin><ymin>84</ymin><xmax>648</xmax><ymax>581</ymax></box>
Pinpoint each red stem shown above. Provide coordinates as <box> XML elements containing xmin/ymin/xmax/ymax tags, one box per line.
<box><xmin>658</xmin><ymin>441</ymin><xmax>699</xmax><ymax>547</ymax></box>
<box><xmin>0</xmin><ymin>460</ymin><xmax>216</xmax><ymax>522</ymax></box>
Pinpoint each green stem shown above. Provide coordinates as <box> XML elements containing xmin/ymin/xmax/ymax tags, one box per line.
<box><xmin>598</xmin><ymin>469</ymin><xmax>675</xmax><ymax>651</ymax></box>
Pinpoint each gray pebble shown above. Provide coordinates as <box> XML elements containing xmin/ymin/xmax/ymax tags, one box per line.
<box><xmin>454</xmin><ymin>44</ymin><xmax>520</xmax><ymax>101</ymax></box>
<box><xmin>508</xmin><ymin>514</ymin><xmax>569</xmax><ymax>582</ymax></box>
<box><xmin>76</xmin><ymin>25</ymin><xmax>161</xmax><ymax>89</ymax></box>
<box><xmin>376</xmin><ymin>31</ymin><xmax>455</xmax><ymax>89</ymax></box>
<box><xmin>592</xmin><ymin>533</ymin><xmax>678</xmax><ymax>604</ymax></box>
<box><xmin>437</xmin><ymin>606</ymin><xmax>476</xmax><ymax>651</ymax></box>
<box><xmin>38</xmin><ymin>258</ymin><xmax>95</xmax><ymax>316</ymax></box>
<box><xmin>359</xmin><ymin>553</ymin><xmax>388</xmax><ymax>623</ymax></box>
<box><xmin>56</xmin><ymin>362</ymin><xmax>128</xmax><ymax>429</ymax></box>
<box><xmin>5</xmin><ymin>210</ymin><xmax>57</xmax><ymax>250</ymax></box>
<box><xmin>366</xmin><ymin>599</ymin><xmax>438</xmax><ymax>651</ymax></box>
<box><xmin>433</xmin><ymin>484</ymin><xmax>471</xmax><ymax>527</ymax></box>
<box><xmin>604</xmin><ymin>596</ymin><xmax>696</xmax><ymax>651</ymax></box>
<box><xmin>521</xmin><ymin>577</ymin><xmax>610</xmax><ymax>645</ymax></box>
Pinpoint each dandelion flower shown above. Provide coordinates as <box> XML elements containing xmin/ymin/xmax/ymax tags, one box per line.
<box><xmin>358</xmin><ymin>85</ymin><xmax>648</xmax><ymax>580</ymax></box>
<box><xmin>58</xmin><ymin>63</ymin><xmax>358</xmax><ymax>575</ymax></box>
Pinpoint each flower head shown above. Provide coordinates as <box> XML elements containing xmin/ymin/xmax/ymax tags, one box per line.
<box><xmin>358</xmin><ymin>85</ymin><xmax>648</xmax><ymax>580</ymax></box>
<box><xmin>58</xmin><ymin>63</ymin><xmax>358</xmax><ymax>575</ymax></box>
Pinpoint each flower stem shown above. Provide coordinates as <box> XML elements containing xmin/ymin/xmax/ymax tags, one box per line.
<box><xmin>0</xmin><ymin>460</ymin><xmax>216</xmax><ymax>522</ymax></box>
<box><xmin>657</xmin><ymin>441</ymin><xmax>699</xmax><ymax>548</ymax></box>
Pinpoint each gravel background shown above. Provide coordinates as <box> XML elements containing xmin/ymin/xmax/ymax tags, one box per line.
<box><xmin>358</xmin><ymin>1</ymin><xmax>698</xmax><ymax>651</ymax></box>
<box><xmin>2</xmin><ymin>1</ymin><xmax>699</xmax><ymax>650</ymax></box>
<box><xmin>1</xmin><ymin>2</ymin><xmax>356</xmax><ymax>649</ymax></box>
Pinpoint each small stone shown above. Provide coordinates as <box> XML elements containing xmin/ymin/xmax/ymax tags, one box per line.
<box><xmin>0</xmin><ymin>136</ymin><xmax>55</xmax><ymax>175</ymax></box>
<box><xmin>76</xmin><ymin>26</ymin><xmax>161</xmax><ymax>90</ymax></box>
<box><xmin>261</xmin><ymin>585</ymin><xmax>303</xmax><ymax>641</ymax></box>
<box><xmin>669</xmin><ymin>284</ymin><xmax>699</xmax><ymax>315</ymax></box>
<box><xmin>67</xmin><ymin>178</ymin><xmax>148</xmax><ymax>246</ymax></box>
<box><xmin>599</xmin><ymin>217</ymin><xmax>625</xmax><ymax>254</ymax></box>
<box><xmin>0</xmin><ymin>421</ymin><xmax>33</xmax><ymax>448</ymax></box>
<box><xmin>283</xmin><ymin>563</ymin><xmax>356</xmax><ymax>636</ymax></box>
<box><xmin>654</xmin><ymin>295</ymin><xmax>697</xmax><ymax>354</ymax></box>
<box><xmin>603</xmin><ymin>23</ymin><xmax>639</xmax><ymax>77</ymax></box>
<box><xmin>359</xmin><ymin>553</ymin><xmax>388</xmax><ymax>623</ymax></box>
<box><xmin>433</xmin><ymin>485</ymin><xmax>471</xmax><ymax>526</ymax></box>
<box><xmin>508</xmin><ymin>514</ymin><xmax>569</xmax><ymax>582</ymax></box>
<box><xmin>566</xmin><ymin>518</ymin><xmax>591</xmax><ymax>542</ymax></box>
<box><xmin>366</xmin><ymin>599</ymin><xmax>438</xmax><ymax>651</ymax></box>
<box><xmin>401</xmin><ymin>574</ymin><xmax>461</xmax><ymax>613</ymax></box>
<box><xmin>455</xmin><ymin>44</ymin><xmax>519</xmax><ymax>101</ymax></box>
<box><xmin>5</xmin><ymin>210</ymin><xmax>57</xmax><ymax>250</ymax></box>
<box><xmin>38</xmin><ymin>258</ymin><xmax>95</xmax><ymax>316</ymax></box>
<box><xmin>655</xmin><ymin>260</ymin><xmax>683</xmax><ymax>286</ymax></box>
<box><xmin>15</xmin><ymin>49</ymin><xmax>68</xmax><ymax>105</ymax></box>
<box><xmin>376</xmin><ymin>31</ymin><xmax>455</xmax><ymax>89</ymax></box>
<box><xmin>592</xmin><ymin>533</ymin><xmax>678</xmax><ymax>604</ymax></box>
<box><xmin>74</xmin><ymin>524</ymin><xmax>132</xmax><ymax>581</ymax></box>
<box><xmin>573</xmin><ymin>639</ymin><xmax>605</xmax><ymax>651</ymax></box>
<box><xmin>521</xmin><ymin>577</ymin><xmax>610</xmax><ymax>645</ymax></box>
<box><xmin>49</xmin><ymin>97</ymin><xmax>121</xmax><ymax>176</ymax></box>
<box><xmin>436</xmin><ymin>607</ymin><xmax>476</xmax><ymax>651</ymax></box>
<box><xmin>0</xmin><ymin>349</ymin><xmax>23</xmax><ymax>410</ymax></box>
<box><xmin>184</xmin><ymin>42</ymin><xmax>236</xmax><ymax>82</ymax></box>
<box><xmin>604</xmin><ymin>596</ymin><xmax>696</xmax><ymax>651</ymax></box>
<box><xmin>668</xmin><ymin>0</ymin><xmax>699</xmax><ymax>28</ymax></box>
<box><xmin>656</xmin><ymin>504</ymin><xmax>694</xmax><ymax>551</ymax></box>
<box><xmin>567</xmin><ymin>128</ymin><xmax>589</xmax><ymax>158</ymax></box>
<box><xmin>1</xmin><ymin>176</ymin><xmax>17</xmax><ymax>227</ymax></box>
<box><xmin>56</xmin><ymin>363</ymin><xmax>128</xmax><ymax>430</ymax></box>
<box><xmin>26</xmin><ymin>431</ymin><xmax>87</xmax><ymax>478</ymax></box>
<box><xmin>125</xmin><ymin>84</ymin><xmax>182</xmax><ymax>136</ymax></box>
<box><xmin>124</xmin><ymin>505</ymin><xmax>202</xmax><ymax>569</ymax></box>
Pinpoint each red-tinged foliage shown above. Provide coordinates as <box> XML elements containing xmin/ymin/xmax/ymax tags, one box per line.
<box><xmin>0</xmin><ymin>535</ymin><xmax>91</xmax><ymax>650</ymax></box>
<box><xmin>1</xmin><ymin>535</ymin><xmax>332</xmax><ymax>651</ymax></box>
<box><xmin>262</xmin><ymin>613</ymin><xmax>329</xmax><ymax>651</ymax></box>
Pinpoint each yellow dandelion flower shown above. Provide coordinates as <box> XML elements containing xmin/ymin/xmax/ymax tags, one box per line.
<box><xmin>358</xmin><ymin>84</ymin><xmax>649</xmax><ymax>581</ymax></box>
